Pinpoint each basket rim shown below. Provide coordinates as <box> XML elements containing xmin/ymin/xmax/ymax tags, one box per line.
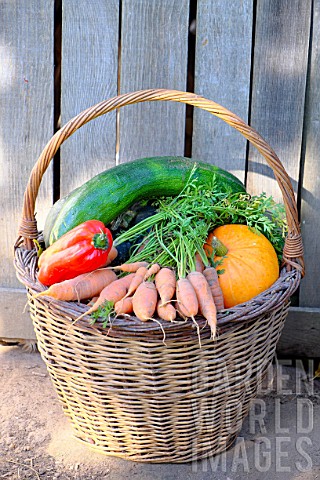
<box><xmin>15</xmin><ymin>243</ymin><xmax>301</xmax><ymax>342</ymax></box>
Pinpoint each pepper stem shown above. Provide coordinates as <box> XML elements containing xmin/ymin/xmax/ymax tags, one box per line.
<box><xmin>210</xmin><ymin>236</ymin><xmax>228</xmax><ymax>257</ymax></box>
<box><xmin>92</xmin><ymin>232</ymin><xmax>110</xmax><ymax>250</ymax></box>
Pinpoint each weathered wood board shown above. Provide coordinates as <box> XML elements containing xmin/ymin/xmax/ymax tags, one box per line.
<box><xmin>60</xmin><ymin>0</ymin><xmax>119</xmax><ymax>196</ymax></box>
<box><xmin>0</xmin><ymin>1</ymin><xmax>54</xmax><ymax>287</ymax></box>
<box><xmin>299</xmin><ymin>0</ymin><xmax>320</xmax><ymax>308</ymax></box>
<box><xmin>192</xmin><ymin>0</ymin><xmax>253</xmax><ymax>182</ymax></box>
<box><xmin>118</xmin><ymin>0</ymin><xmax>190</xmax><ymax>162</ymax></box>
<box><xmin>247</xmin><ymin>0</ymin><xmax>311</xmax><ymax>202</ymax></box>
<box><xmin>0</xmin><ymin>1</ymin><xmax>54</xmax><ymax>338</ymax></box>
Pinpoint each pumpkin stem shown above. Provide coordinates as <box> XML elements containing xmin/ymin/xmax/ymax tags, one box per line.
<box><xmin>210</xmin><ymin>236</ymin><xmax>228</xmax><ymax>257</ymax></box>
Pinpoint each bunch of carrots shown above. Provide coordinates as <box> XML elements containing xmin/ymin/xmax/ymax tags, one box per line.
<box><xmin>35</xmin><ymin>251</ymin><xmax>224</xmax><ymax>341</ymax></box>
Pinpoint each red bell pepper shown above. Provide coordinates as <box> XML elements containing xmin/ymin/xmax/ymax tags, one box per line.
<box><xmin>38</xmin><ymin>220</ymin><xmax>113</xmax><ymax>286</ymax></box>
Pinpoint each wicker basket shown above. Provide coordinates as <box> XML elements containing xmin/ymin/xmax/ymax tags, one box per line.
<box><xmin>14</xmin><ymin>89</ymin><xmax>304</xmax><ymax>463</ymax></box>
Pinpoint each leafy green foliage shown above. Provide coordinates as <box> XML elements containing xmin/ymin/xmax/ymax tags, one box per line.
<box><xmin>114</xmin><ymin>167</ymin><xmax>287</xmax><ymax>274</ymax></box>
<box><xmin>90</xmin><ymin>300</ymin><xmax>115</xmax><ymax>327</ymax></box>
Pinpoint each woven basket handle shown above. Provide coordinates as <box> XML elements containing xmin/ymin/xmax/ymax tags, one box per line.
<box><xmin>18</xmin><ymin>88</ymin><xmax>304</xmax><ymax>274</ymax></box>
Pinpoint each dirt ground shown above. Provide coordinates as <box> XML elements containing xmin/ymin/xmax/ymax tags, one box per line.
<box><xmin>0</xmin><ymin>345</ymin><xmax>320</xmax><ymax>480</ymax></box>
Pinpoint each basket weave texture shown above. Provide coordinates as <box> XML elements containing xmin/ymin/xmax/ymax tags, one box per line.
<box><xmin>14</xmin><ymin>89</ymin><xmax>303</xmax><ymax>462</ymax></box>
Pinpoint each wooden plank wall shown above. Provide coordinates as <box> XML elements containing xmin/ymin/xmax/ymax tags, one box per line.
<box><xmin>119</xmin><ymin>0</ymin><xmax>189</xmax><ymax>161</ymax></box>
<box><xmin>0</xmin><ymin>1</ymin><xmax>54</xmax><ymax>339</ymax></box>
<box><xmin>192</xmin><ymin>0</ymin><xmax>253</xmax><ymax>183</ymax></box>
<box><xmin>247</xmin><ymin>0</ymin><xmax>311</xmax><ymax>202</ymax></box>
<box><xmin>60</xmin><ymin>0</ymin><xmax>119</xmax><ymax>195</ymax></box>
<box><xmin>299</xmin><ymin>0</ymin><xmax>320</xmax><ymax>308</ymax></box>
<box><xmin>1</xmin><ymin>0</ymin><xmax>319</xmax><ymax>351</ymax></box>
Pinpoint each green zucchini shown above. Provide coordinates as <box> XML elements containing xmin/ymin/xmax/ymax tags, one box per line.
<box><xmin>44</xmin><ymin>156</ymin><xmax>246</xmax><ymax>246</ymax></box>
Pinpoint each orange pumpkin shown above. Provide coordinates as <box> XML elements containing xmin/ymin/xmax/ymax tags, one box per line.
<box><xmin>204</xmin><ymin>224</ymin><xmax>279</xmax><ymax>308</ymax></box>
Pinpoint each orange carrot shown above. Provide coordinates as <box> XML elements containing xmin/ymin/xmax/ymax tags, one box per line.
<box><xmin>203</xmin><ymin>267</ymin><xmax>224</xmax><ymax>311</ymax></box>
<box><xmin>119</xmin><ymin>273</ymin><xmax>136</xmax><ymax>289</ymax></box>
<box><xmin>195</xmin><ymin>252</ymin><xmax>205</xmax><ymax>272</ymax></box>
<box><xmin>176</xmin><ymin>278</ymin><xmax>202</xmax><ymax>347</ymax></box>
<box><xmin>156</xmin><ymin>300</ymin><xmax>176</xmax><ymax>322</ymax></box>
<box><xmin>176</xmin><ymin>278</ymin><xmax>199</xmax><ymax>317</ymax></box>
<box><xmin>110</xmin><ymin>261</ymin><xmax>149</xmax><ymax>273</ymax></box>
<box><xmin>115</xmin><ymin>296</ymin><xmax>133</xmax><ymax>315</ymax></box>
<box><xmin>74</xmin><ymin>273</ymin><xmax>135</xmax><ymax>321</ymax></box>
<box><xmin>174</xmin><ymin>301</ymin><xmax>187</xmax><ymax>320</ymax></box>
<box><xmin>105</xmin><ymin>246</ymin><xmax>118</xmax><ymax>266</ymax></box>
<box><xmin>34</xmin><ymin>269</ymin><xmax>117</xmax><ymax>302</ymax></box>
<box><xmin>144</xmin><ymin>263</ymin><xmax>161</xmax><ymax>281</ymax></box>
<box><xmin>187</xmin><ymin>271</ymin><xmax>217</xmax><ymax>339</ymax></box>
<box><xmin>125</xmin><ymin>266</ymin><xmax>148</xmax><ymax>298</ymax></box>
<box><xmin>132</xmin><ymin>282</ymin><xmax>158</xmax><ymax>321</ymax></box>
<box><xmin>155</xmin><ymin>268</ymin><xmax>176</xmax><ymax>306</ymax></box>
